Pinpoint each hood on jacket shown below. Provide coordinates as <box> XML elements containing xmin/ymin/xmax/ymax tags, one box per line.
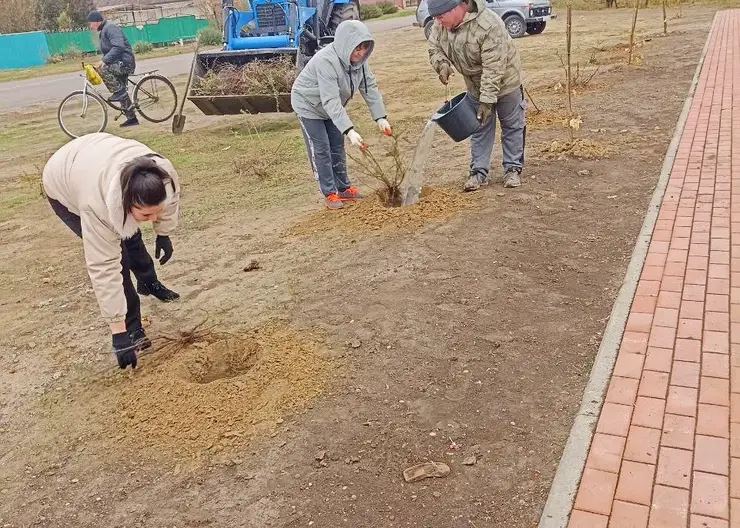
<box><xmin>455</xmin><ymin>0</ymin><xmax>486</xmax><ymax>29</ymax></box>
<box><xmin>333</xmin><ymin>20</ymin><xmax>375</xmax><ymax>69</ymax></box>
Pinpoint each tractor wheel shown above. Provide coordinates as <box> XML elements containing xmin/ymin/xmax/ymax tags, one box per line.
<box><xmin>330</xmin><ymin>1</ymin><xmax>360</xmax><ymax>31</ymax></box>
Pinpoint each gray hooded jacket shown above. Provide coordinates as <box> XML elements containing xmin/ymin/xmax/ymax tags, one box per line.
<box><xmin>291</xmin><ymin>20</ymin><xmax>386</xmax><ymax>134</ymax></box>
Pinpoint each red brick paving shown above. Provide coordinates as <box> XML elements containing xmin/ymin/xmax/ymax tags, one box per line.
<box><xmin>567</xmin><ymin>10</ymin><xmax>740</xmax><ymax>527</ymax></box>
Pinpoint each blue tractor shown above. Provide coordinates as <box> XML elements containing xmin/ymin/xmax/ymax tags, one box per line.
<box><xmin>189</xmin><ymin>0</ymin><xmax>360</xmax><ymax>115</ymax></box>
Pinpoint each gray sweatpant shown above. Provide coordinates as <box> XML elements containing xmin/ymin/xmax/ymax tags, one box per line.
<box><xmin>299</xmin><ymin>117</ymin><xmax>351</xmax><ymax>196</ymax></box>
<box><xmin>470</xmin><ymin>87</ymin><xmax>526</xmax><ymax>179</ymax></box>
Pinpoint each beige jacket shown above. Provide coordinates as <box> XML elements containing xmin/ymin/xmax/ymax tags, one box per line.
<box><xmin>42</xmin><ymin>133</ymin><xmax>180</xmax><ymax>324</ymax></box>
<box><xmin>428</xmin><ymin>0</ymin><xmax>522</xmax><ymax>104</ymax></box>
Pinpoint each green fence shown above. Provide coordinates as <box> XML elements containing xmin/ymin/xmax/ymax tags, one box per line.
<box><xmin>45</xmin><ymin>15</ymin><xmax>209</xmax><ymax>55</ymax></box>
<box><xmin>0</xmin><ymin>32</ymin><xmax>50</xmax><ymax>69</ymax></box>
<box><xmin>122</xmin><ymin>16</ymin><xmax>209</xmax><ymax>46</ymax></box>
<box><xmin>45</xmin><ymin>29</ymin><xmax>98</xmax><ymax>54</ymax></box>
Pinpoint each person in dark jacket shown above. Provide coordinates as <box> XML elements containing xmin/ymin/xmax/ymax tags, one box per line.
<box><xmin>88</xmin><ymin>11</ymin><xmax>139</xmax><ymax>127</ymax></box>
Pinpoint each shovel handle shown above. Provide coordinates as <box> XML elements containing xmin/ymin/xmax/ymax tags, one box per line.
<box><xmin>177</xmin><ymin>42</ymin><xmax>199</xmax><ymax>116</ymax></box>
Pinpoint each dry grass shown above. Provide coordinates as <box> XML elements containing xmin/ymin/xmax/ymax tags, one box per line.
<box><xmin>193</xmin><ymin>56</ymin><xmax>297</xmax><ymax>96</ymax></box>
<box><xmin>526</xmin><ymin>107</ymin><xmax>571</xmax><ymax>130</ymax></box>
<box><xmin>232</xmin><ymin>139</ymin><xmax>289</xmax><ymax>181</ymax></box>
<box><xmin>539</xmin><ymin>138</ymin><xmax>614</xmax><ymax>159</ymax></box>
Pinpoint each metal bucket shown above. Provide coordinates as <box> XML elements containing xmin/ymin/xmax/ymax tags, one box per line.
<box><xmin>431</xmin><ymin>92</ymin><xmax>480</xmax><ymax>143</ymax></box>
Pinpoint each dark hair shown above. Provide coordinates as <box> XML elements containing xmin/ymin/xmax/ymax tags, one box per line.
<box><xmin>120</xmin><ymin>156</ymin><xmax>174</xmax><ymax>223</ymax></box>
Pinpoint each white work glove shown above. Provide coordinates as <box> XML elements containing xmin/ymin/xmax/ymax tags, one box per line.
<box><xmin>377</xmin><ymin>118</ymin><xmax>392</xmax><ymax>136</ymax></box>
<box><xmin>346</xmin><ymin>129</ymin><xmax>366</xmax><ymax>150</ymax></box>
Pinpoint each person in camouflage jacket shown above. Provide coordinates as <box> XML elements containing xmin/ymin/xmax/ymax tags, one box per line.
<box><xmin>428</xmin><ymin>0</ymin><xmax>526</xmax><ymax>190</ymax></box>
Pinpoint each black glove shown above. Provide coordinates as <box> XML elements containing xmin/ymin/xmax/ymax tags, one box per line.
<box><xmin>112</xmin><ymin>332</ymin><xmax>138</xmax><ymax>370</ymax></box>
<box><xmin>477</xmin><ymin>101</ymin><xmax>493</xmax><ymax>122</ymax></box>
<box><xmin>155</xmin><ymin>235</ymin><xmax>173</xmax><ymax>265</ymax></box>
<box><xmin>437</xmin><ymin>63</ymin><xmax>454</xmax><ymax>85</ymax></box>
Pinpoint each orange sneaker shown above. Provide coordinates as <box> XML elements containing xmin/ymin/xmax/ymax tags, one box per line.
<box><xmin>324</xmin><ymin>193</ymin><xmax>344</xmax><ymax>209</ymax></box>
<box><xmin>338</xmin><ymin>186</ymin><xmax>364</xmax><ymax>201</ymax></box>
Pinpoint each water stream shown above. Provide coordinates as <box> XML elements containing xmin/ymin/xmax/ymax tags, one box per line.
<box><xmin>401</xmin><ymin>120</ymin><xmax>438</xmax><ymax>206</ymax></box>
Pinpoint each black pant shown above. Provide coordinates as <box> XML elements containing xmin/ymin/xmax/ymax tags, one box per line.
<box><xmin>48</xmin><ymin>198</ymin><xmax>158</xmax><ymax>332</ymax></box>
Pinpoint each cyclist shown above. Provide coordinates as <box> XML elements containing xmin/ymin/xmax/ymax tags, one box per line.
<box><xmin>87</xmin><ymin>10</ymin><xmax>139</xmax><ymax>128</ymax></box>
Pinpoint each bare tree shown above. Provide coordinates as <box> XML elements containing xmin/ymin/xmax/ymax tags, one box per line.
<box><xmin>628</xmin><ymin>0</ymin><xmax>639</xmax><ymax>65</ymax></box>
<box><xmin>566</xmin><ymin>5</ymin><xmax>574</xmax><ymax>140</ymax></box>
<box><xmin>196</xmin><ymin>0</ymin><xmax>222</xmax><ymax>26</ymax></box>
<box><xmin>662</xmin><ymin>0</ymin><xmax>667</xmax><ymax>34</ymax></box>
<box><xmin>0</xmin><ymin>0</ymin><xmax>39</xmax><ymax>33</ymax></box>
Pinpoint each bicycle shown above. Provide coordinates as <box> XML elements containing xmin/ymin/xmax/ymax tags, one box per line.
<box><xmin>57</xmin><ymin>62</ymin><xmax>178</xmax><ymax>140</ymax></box>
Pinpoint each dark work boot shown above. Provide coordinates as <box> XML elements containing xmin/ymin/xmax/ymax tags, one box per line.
<box><xmin>118</xmin><ymin>94</ymin><xmax>139</xmax><ymax>127</ymax></box>
<box><xmin>129</xmin><ymin>327</ymin><xmax>152</xmax><ymax>351</ymax></box>
<box><xmin>120</xmin><ymin>117</ymin><xmax>140</xmax><ymax>128</ymax></box>
<box><xmin>137</xmin><ymin>280</ymin><xmax>180</xmax><ymax>302</ymax></box>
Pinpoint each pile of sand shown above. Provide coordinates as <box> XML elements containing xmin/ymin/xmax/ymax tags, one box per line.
<box><xmin>286</xmin><ymin>187</ymin><xmax>476</xmax><ymax>237</ymax></box>
<box><xmin>100</xmin><ymin>324</ymin><xmax>331</xmax><ymax>460</ymax></box>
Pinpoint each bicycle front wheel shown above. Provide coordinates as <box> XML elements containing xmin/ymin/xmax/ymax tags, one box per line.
<box><xmin>134</xmin><ymin>74</ymin><xmax>177</xmax><ymax>123</ymax></box>
<box><xmin>57</xmin><ymin>90</ymin><xmax>108</xmax><ymax>140</ymax></box>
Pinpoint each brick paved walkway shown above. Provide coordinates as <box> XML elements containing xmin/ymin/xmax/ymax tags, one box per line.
<box><xmin>567</xmin><ymin>10</ymin><xmax>740</xmax><ymax>528</ymax></box>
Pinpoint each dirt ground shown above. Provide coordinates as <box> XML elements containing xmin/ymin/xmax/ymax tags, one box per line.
<box><xmin>0</xmin><ymin>6</ymin><xmax>718</xmax><ymax>527</ymax></box>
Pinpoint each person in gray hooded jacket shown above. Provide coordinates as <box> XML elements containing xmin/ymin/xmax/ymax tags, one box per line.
<box><xmin>291</xmin><ymin>20</ymin><xmax>392</xmax><ymax>209</ymax></box>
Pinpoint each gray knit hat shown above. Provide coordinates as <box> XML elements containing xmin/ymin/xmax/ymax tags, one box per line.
<box><xmin>427</xmin><ymin>0</ymin><xmax>462</xmax><ymax>16</ymax></box>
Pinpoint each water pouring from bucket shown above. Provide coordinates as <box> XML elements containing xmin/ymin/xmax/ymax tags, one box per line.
<box><xmin>401</xmin><ymin>86</ymin><xmax>480</xmax><ymax>206</ymax></box>
<box><xmin>431</xmin><ymin>87</ymin><xmax>481</xmax><ymax>143</ymax></box>
<box><xmin>401</xmin><ymin>120</ymin><xmax>438</xmax><ymax>206</ymax></box>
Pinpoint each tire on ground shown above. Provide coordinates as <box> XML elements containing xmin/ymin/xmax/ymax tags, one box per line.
<box><xmin>503</xmin><ymin>14</ymin><xmax>527</xmax><ymax>38</ymax></box>
<box><xmin>526</xmin><ymin>21</ymin><xmax>546</xmax><ymax>34</ymax></box>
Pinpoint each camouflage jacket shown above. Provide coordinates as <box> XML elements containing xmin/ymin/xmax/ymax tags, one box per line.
<box><xmin>428</xmin><ymin>0</ymin><xmax>522</xmax><ymax>104</ymax></box>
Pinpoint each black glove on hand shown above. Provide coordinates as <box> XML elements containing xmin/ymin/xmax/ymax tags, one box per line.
<box><xmin>112</xmin><ymin>332</ymin><xmax>138</xmax><ymax>370</ymax></box>
<box><xmin>155</xmin><ymin>235</ymin><xmax>173</xmax><ymax>265</ymax></box>
<box><xmin>477</xmin><ymin>101</ymin><xmax>493</xmax><ymax>122</ymax></box>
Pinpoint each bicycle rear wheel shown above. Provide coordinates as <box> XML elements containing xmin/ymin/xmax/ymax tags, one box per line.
<box><xmin>133</xmin><ymin>74</ymin><xmax>177</xmax><ymax>123</ymax></box>
<box><xmin>57</xmin><ymin>90</ymin><xmax>108</xmax><ymax>140</ymax></box>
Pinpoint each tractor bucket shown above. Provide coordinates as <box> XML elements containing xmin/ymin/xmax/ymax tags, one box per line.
<box><xmin>187</xmin><ymin>48</ymin><xmax>297</xmax><ymax>115</ymax></box>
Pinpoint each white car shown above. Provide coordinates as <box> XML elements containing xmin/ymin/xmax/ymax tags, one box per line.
<box><xmin>415</xmin><ymin>0</ymin><xmax>555</xmax><ymax>39</ymax></box>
